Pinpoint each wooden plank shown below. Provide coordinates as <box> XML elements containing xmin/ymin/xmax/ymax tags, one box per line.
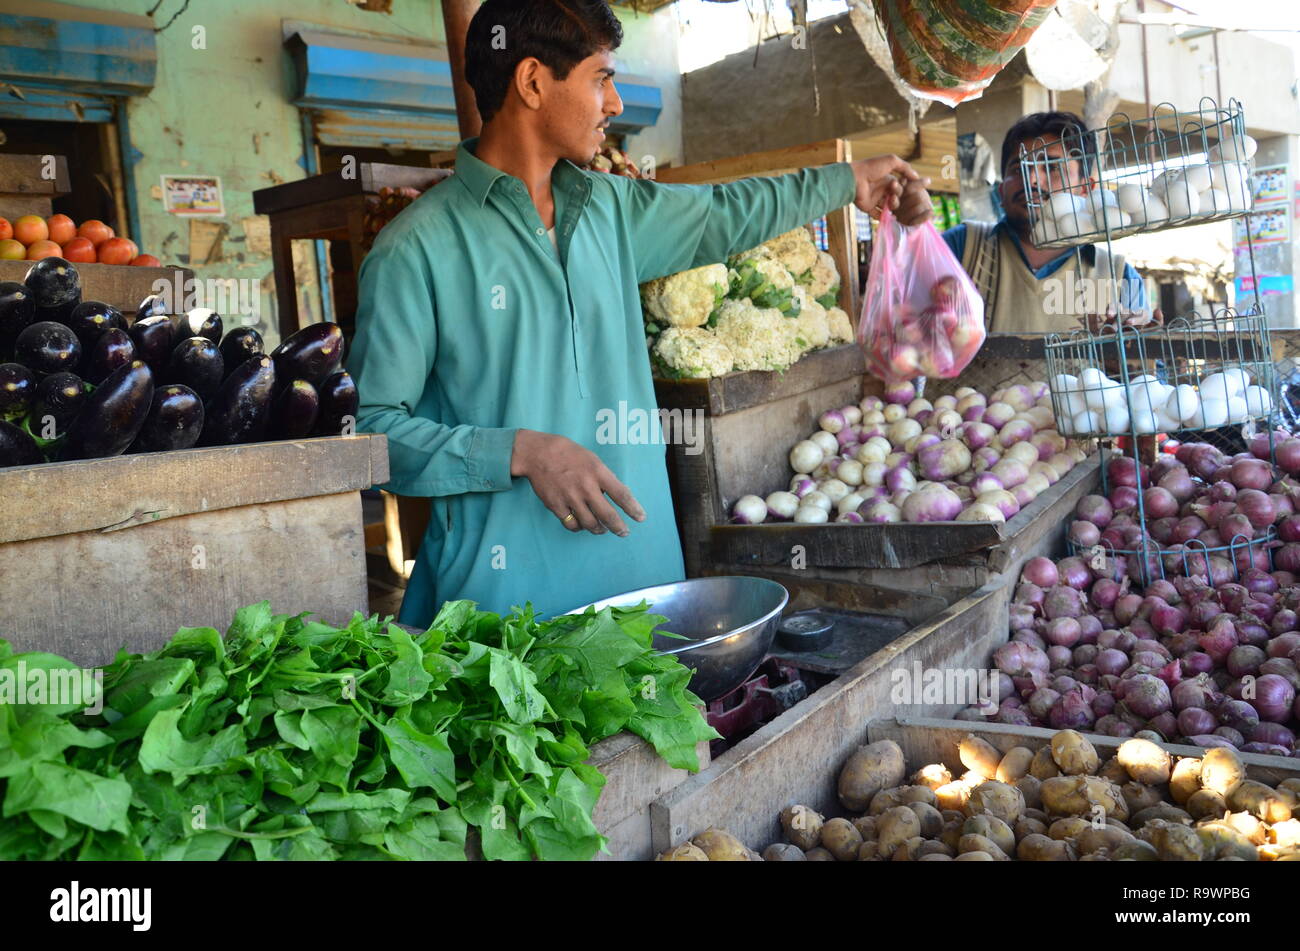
<box><xmin>0</xmin><ymin>491</ymin><xmax>369</xmax><ymax>667</ymax></box>
<box><xmin>869</xmin><ymin>717</ymin><xmax>1300</xmax><ymax>788</ymax></box>
<box><xmin>254</xmin><ymin>163</ymin><xmax>450</xmax><ymax>215</ymax></box>
<box><xmin>0</xmin><ymin>434</ymin><xmax>388</xmax><ymax>544</ymax></box>
<box><xmin>359</xmin><ymin>164</ymin><xmax>452</xmax><ymax>194</ymax></box>
<box><xmin>0</xmin><ymin>261</ymin><xmax>193</xmax><ymax>316</ymax></box>
<box><xmin>0</xmin><ymin>195</ymin><xmax>53</xmax><ymax>219</ymax></box>
<box><xmin>0</xmin><ymin>153</ymin><xmax>71</xmax><ymax>195</ymax></box>
<box><xmin>649</xmin><ymin>580</ymin><xmax>1009</xmax><ymax>851</ymax></box>
<box><xmin>986</xmin><ymin>457</ymin><xmax>1100</xmax><ymax>575</ymax></box>
<box><xmin>654</xmin><ymin>139</ymin><xmax>848</xmax><ymax>186</ymax></box>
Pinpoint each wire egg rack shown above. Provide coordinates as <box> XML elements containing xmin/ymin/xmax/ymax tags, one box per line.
<box><xmin>1018</xmin><ymin>97</ymin><xmax>1256</xmax><ymax>249</ymax></box>
<box><xmin>1066</xmin><ymin>529</ymin><xmax>1277</xmax><ymax>588</ymax></box>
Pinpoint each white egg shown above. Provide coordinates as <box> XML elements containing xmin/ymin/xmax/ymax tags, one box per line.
<box><xmin>1049</xmin><ymin>192</ymin><xmax>1087</xmax><ymax>218</ymax></box>
<box><xmin>1091</xmin><ymin>187</ymin><xmax>1119</xmax><ymax>209</ymax></box>
<box><xmin>1165</xmin><ymin>184</ymin><xmax>1201</xmax><ymax>218</ymax></box>
<box><xmin>1197</xmin><ymin>398</ymin><xmax>1230</xmax><ymax>427</ymax></box>
<box><xmin>1051</xmin><ymin>373</ymin><xmax>1079</xmax><ymax>393</ymax></box>
<box><xmin>1079</xmin><ymin>367</ymin><xmax>1109</xmax><ymax>388</ymax></box>
<box><xmin>1128</xmin><ymin>374</ymin><xmax>1159</xmax><ymax>386</ymax></box>
<box><xmin>1154</xmin><ymin>410</ymin><xmax>1181</xmax><ymax>433</ymax></box>
<box><xmin>1072</xmin><ymin>410</ymin><xmax>1101</xmax><ymax>435</ymax></box>
<box><xmin>1031</xmin><ymin>216</ymin><xmax>1056</xmax><ymax>246</ymax></box>
<box><xmin>1208</xmin><ymin>134</ymin><xmax>1258</xmax><ymax>164</ymax></box>
<box><xmin>1116</xmin><ymin>210</ymin><xmax>1133</xmax><ymax>227</ymax></box>
<box><xmin>1093</xmin><ymin>202</ymin><xmax>1128</xmax><ymax>231</ymax></box>
<box><xmin>1201</xmin><ymin>188</ymin><xmax>1231</xmax><ymax>213</ymax></box>
<box><xmin>1226</xmin><ymin>396</ymin><xmax>1249</xmax><ymax>422</ymax></box>
<box><xmin>1180</xmin><ymin>165</ymin><xmax>1213</xmax><ymax>193</ymax></box>
<box><xmin>1129</xmin><ymin>406</ymin><xmax>1160</xmax><ymax>434</ymax></box>
<box><xmin>1083</xmin><ymin>376</ymin><xmax>1124</xmax><ymax>411</ymax></box>
<box><xmin>1130</xmin><ymin>194</ymin><xmax>1168</xmax><ymax>226</ymax></box>
<box><xmin>1127</xmin><ymin>383</ymin><xmax>1169</xmax><ymax>415</ymax></box>
<box><xmin>1117</xmin><ymin>184</ymin><xmax>1147</xmax><ymax>214</ymax></box>
<box><xmin>1211</xmin><ymin>162</ymin><xmax>1251</xmax><ymax>207</ymax></box>
<box><xmin>1221</xmin><ymin>367</ymin><xmax>1253</xmax><ymax>392</ymax></box>
<box><xmin>1200</xmin><ymin>371</ymin><xmax>1245</xmax><ymax>401</ymax></box>
<box><xmin>1055</xmin><ymin>213</ymin><xmax>1096</xmax><ymax>239</ymax></box>
<box><xmin>1101</xmin><ymin>404</ymin><xmax>1130</xmax><ymax>435</ymax></box>
<box><xmin>1166</xmin><ymin>384</ymin><xmax>1200</xmax><ymax>423</ymax></box>
<box><xmin>1243</xmin><ymin>385</ymin><xmax>1273</xmax><ymax>416</ymax></box>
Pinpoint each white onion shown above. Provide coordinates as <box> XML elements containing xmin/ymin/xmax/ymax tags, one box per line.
<box><xmin>861</xmin><ymin>461</ymin><xmax>886</xmax><ymax>487</ymax></box>
<box><xmin>882</xmin><ymin>404</ymin><xmax>907</xmax><ymax>423</ymax></box>
<box><xmin>789</xmin><ymin>440</ymin><xmax>823</xmax><ymax>474</ymax></box>
<box><xmin>802</xmin><ymin>490</ymin><xmax>832</xmax><ymax>513</ymax></box>
<box><xmin>862</xmin><ymin>409</ymin><xmax>885</xmax><ymax>425</ymax></box>
<box><xmin>764</xmin><ymin>491</ymin><xmax>799</xmax><ymax>520</ymax></box>
<box><xmin>809</xmin><ymin>430</ymin><xmax>839</xmax><ymax>456</ymax></box>
<box><xmin>855</xmin><ymin>442</ymin><xmax>888</xmax><ymax>465</ymax></box>
<box><xmin>793</xmin><ymin>504</ymin><xmax>828</xmax><ymax>524</ymax></box>
<box><xmin>733</xmin><ymin>494</ymin><xmax>769</xmax><ymax>524</ymax></box>
<box><xmin>840</xmin><ymin>405</ymin><xmax>863</xmax><ymax>426</ymax></box>
<box><xmin>837</xmin><ymin>492</ymin><xmax>865</xmax><ymax>516</ymax></box>
<box><xmin>819</xmin><ymin>478</ymin><xmax>850</xmax><ymax>503</ymax></box>
<box><xmin>957</xmin><ymin>502</ymin><xmax>1006</xmax><ymax>523</ymax></box>
<box><xmin>836</xmin><ymin>460</ymin><xmax>864</xmax><ymax>487</ymax></box>
<box><xmin>886</xmin><ymin>418</ymin><xmax>922</xmax><ymax>447</ymax></box>
<box><xmin>1004</xmin><ymin>442</ymin><xmax>1040</xmax><ymax>467</ymax></box>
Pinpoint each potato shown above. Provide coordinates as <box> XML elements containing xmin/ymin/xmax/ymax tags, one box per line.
<box><xmin>1230</xmin><ymin>780</ymin><xmax>1292</xmax><ymax>824</ymax></box>
<box><xmin>656</xmin><ymin>842</ymin><xmax>709</xmax><ymax>860</ymax></box>
<box><xmin>1015</xmin><ymin>775</ymin><xmax>1043</xmax><ymax>810</ymax></box>
<box><xmin>838</xmin><ymin>740</ymin><xmax>907</xmax><ymax>812</ymax></box>
<box><xmin>918</xmin><ymin>852</ymin><xmax>954</xmax><ymax>861</ymax></box>
<box><xmin>1029</xmin><ymin>746</ymin><xmax>1061</xmax><ymax>780</ymax></box>
<box><xmin>1017</xmin><ymin>832</ymin><xmax>1076</xmax><ymax>861</ymax></box>
<box><xmin>1014</xmin><ymin>815</ymin><xmax>1048</xmax><ymax>842</ymax></box>
<box><xmin>876</xmin><ymin>805</ymin><xmax>921</xmax><ymax>858</ymax></box>
<box><xmin>856</xmin><ymin>840</ymin><xmax>882</xmax><ymax>861</ymax></box>
<box><xmin>1269</xmin><ymin>819</ymin><xmax>1300</xmax><ymax>848</ymax></box>
<box><xmin>912</xmin><ymin>763</ymin><xmax>953</xmax><ymax>791</ymax></box>
<box><xmin>1140</xmin><ymin>820</ymin><xmax>1205</xmax><ymax>861</ymax></box>
<box><xmin>1280</xmin><ymin>778</ymin><xmax>1300</xmax><ymax>799</ymax></box>
<box><xmin>908</xmin><ymin>801</ymin><xmax>944</xmax><ymax>839</ymax></box>
<box><xmin>959</xmin><ymin>733</ymin><xmax>1002</xmax><ymax>780</ymax></box>
<box><xmin>1220</xmin><ymin>810</ymin><xmax>1267</xmax><ymax>845</ymax></box>
<box><xmin>995</xmin><ymin>746</ymin><xmax>1035</xmax><ymax>784</ymax></box>
<box><xmin>953</xmin><ymin>851</ymin><xmax>995</xmax><ymax>860</ymax></box>
<box><xmin>940</xmin><ymin>809</ymin><xmax>965</xmax><ymax>823</ymax></box>
<box><xmin>1075</xmin><ymin>824</ymin><xmax>1134</xmax><ymax>855</ymax></box>
<box><xmin>1195</xmin><ymin>821</ymin><xmax>1258</xmax><ymax>861</ymax></box>
<box><xmin>959</xmin><ymin>769</ymin><xmax>987</xmax><ymax>787</ymax></box>
<box><xmin>1130</xmin><ymin>803</ymin><xmax>1193</xmax><ymax>827</ymax></box>
<box><xmin>1169</xmin><ymin>757</ymin><xmax>1202</xmax><ymax>805</ymax></box>
<box><xmin>1116</xmin><ymin>737</ymin><xmax>1172</xmax><ymax>785</ymax></box>
<box><xmin>940</xmin><ymin>819</ymin><xmax>963</xmax><ymax>852</ymax></box>
<box><xmin>818</xmin><ymin>817</ymin><xmax>863</xmax><ymax>861</ymax></box>
<box><xmin>1112</xmin><ymin>839</ymin><xmax>1160</xmax><ymax>861</ymax></box>
<box><xmin>1098</xmin><ymin>755</ymin><xmax>1129</xmax><ymax>785</ymax></box>
<box><xmin>761</xmin><ymin>843</ymin><xmax>807</xmax><ymax>861</ymax></box>
<box><xmin>958</xmin><ymin>833</ymin><xmax>1008</xmax><ymax>860</ymax></box>
<box><xmin>1041</xmin><ymin>775</ymin><xmax>1126</xmax><ymax>819</ymax></box>
<box><xmin>1023</xmin><ymin>806</ymin><xmax>1049</xmax><ymax>823</ymax></box>
<box><xmin>935</xmin><ymin>781</ymin><xmax>971</xmax><ymax>812</ymax></box>
<box><xmin>1120</xmin><ymin>781</ymin><xmax>1165</xmax><ymax>815</ymax></box>
<box><xmin>1186</xmin><ymin>788</ymin><xmax>1228</xmax><ymax>820</ymax></box>
<box><xmin>852</xmin><ymin>815</ymin><xmax>878</xmax><ymax>841</ymax></box>
<box><xmin>780</xmin><ymin>804</ymin><xmax>824</xmax><ymax>851</ymax></box>
<box><xmin>897</xmin><ymin>784</ymin><xmax>938</xmax><ymax>807</ymax></box>
<box><xmin>963</xmin><ymin>815</ymin><xmax>1015</xmax><ymax>856</ymax></box>
<box><xmin>1048</xmin><ymin>817</ymin><xmax>1092</xmax><ymax>840</ymax></box>
<box><xmin>891</xmin><ymin>836</ymin><xmax>927</xmax><ymax>861</ymax></box>
<box><xmin>1051</xmin><ymin>730</ymin><xmax>1100</xmax><ymax>776</ymax></box>
<box><xmin>967</xmin><ymin>780</ymin><xmax>1025</xmax><ymax>825</ymax></box>
<box><xmin>1199</xmin><ymin>747</ymin><xmax>1246</xmax><ymax>798</ymax></box>
<box><xmin>1078</xmin><ymin>852</ymin><xmax>1111</xmax><ymax>861</ymax></box>
<box><xmin>868</xmin><ymin>787</ymin><xmax>908</xmax><ymax>815</ymax></box>
<box><xmin>692</xmin><ymin>827</ymin><xmax>750</xmax><ymax>861</ymax></box>
<box><xmin>806</xmin><ymin>847</ymin><xmax>835</xmax><ymax>860</ymax></box>
<box><xmin>917</xmin><ymin>839</ymin><xmax>955</xmax><ymax>858</ymax></box>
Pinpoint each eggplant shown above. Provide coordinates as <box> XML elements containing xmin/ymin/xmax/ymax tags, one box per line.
<box><xmin>0</xmin><ymin>362</ymin><xmax>37</xmax><ymax>422</ymax></box>
<box><xmin>14</xmin><ymin>321</ymin><xmax>82</xmax><ymax>376</ymax></box>
<box><xmin>200</xmin><ymin>355</ymin><xmax>275</xmax><ymax>446</ymax></box>
<box><xmin>172</xmin><ymin>308</ymin><xmax>222</xmax><ymax>346</ymax></box>
<box><xmin>312</xmin><ymin>370</ymin><xmax>359</xmax><ymax>437</ymax></box>
<box><xmin>0</xmin><ymin>281</ymin><xmax>36</xmax><ymax>359</ymax></box>
<box><xmin>57</xmin><ymin>360</ymin><xmax>154</xmax><ymax>461</ymax></box>
<box><xmin>22</xmin><ymin>254</ymin><xmax>79</xmax><ymax>314</ymax></box>
<box><xmin>129</xmin><ymin>383</ymin><xmax>204</xmax><ymax>453</ymax></box>
<box><xmin>66</xmin><ymin>301</ymin><xmax>126</xmax><ymax>350</ymax></box>
<box><xmin>163</xmin><ymin>336</ymin><xmax>224</xmax><ymax>401</ymax></box>
<box><xmin>218</xmin><ymin>327</ymin><xmax>263</xmax><ymax>373</ymax></box>
<box><xmin>128</xmin><ymin>315</ymin><xmax>175</xmax><ymax>376</ymax></box>
<box><xmin>135</xmin><ymin>293</ymin><xmax>171</xmax><ymax>323</ymax></box>
<box><xmin>31</xmin><ymin>371</ymin><xmax>87</xmax><ymax>437</ymax></box>
<box><xmin>268</xmin><ymin>379</ymin><xmax>320</xmax><ymax>440</ymax></box>
<box><xmin>271</xmin><ymin>322</ymin><xmax>344</xmax><ymax>387</ymax></box>
<box><xmin>83</xmin><ymin>328</ymin><xmax>136</xmax><ymax>385</ymax></box>
<box><xmin>0</xmin><ymin>418</ymin><xmax>43</xmax><ymax>469</ymax></box>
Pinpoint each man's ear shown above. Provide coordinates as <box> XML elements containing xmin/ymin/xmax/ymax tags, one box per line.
<box><xmin>514</xmin><ymin>57</ymin><xmax>547</xmax><ymax>112</ymax></box>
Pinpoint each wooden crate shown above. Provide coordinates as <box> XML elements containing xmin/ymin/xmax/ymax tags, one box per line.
<box><xmin>655</xmin><ymin>138</ymin><xmax>859</xmax><ymax>319</ymax></box>
<box><xmin>0</xmin><ymin>260</ymin><xmax>194</xmax><ymax>321</ymax></box>
<box><xmin>649</xmin><ymin>578</ymin><xmax>1011</xmax><ymax>853</ymax></box>
<box><xmin>0</xmin><ymin>153</ymin><xmax>70</xmax><ymax>220</ymax></box>
<box><xmin>0</xmin><ymin>435</ymin><xmax>388</xmax><ymax>665</ymax></box>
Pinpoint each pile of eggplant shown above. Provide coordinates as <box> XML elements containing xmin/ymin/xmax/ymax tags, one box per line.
<box><xmin>0</xmin><ymin>256</ymin><xmax>359</xmax><ymax>469</ymax></box>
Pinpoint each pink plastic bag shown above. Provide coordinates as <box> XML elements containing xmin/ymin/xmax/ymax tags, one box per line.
<box><xmin>858</xmin><ymin>208</ymin><xmax>985</xmax><ymax>382</ymax></box>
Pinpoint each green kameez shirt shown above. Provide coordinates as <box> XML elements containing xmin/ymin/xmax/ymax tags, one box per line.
<box><xmin>349</xmin><ymin>138</ymin><xmax>855</xmax><ymax>625</ymax></box>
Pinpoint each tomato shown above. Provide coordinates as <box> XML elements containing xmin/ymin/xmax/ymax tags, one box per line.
<box><xmin>46</xmin><ymin>214</ymin><xmax>76</xmax><ymax>245</ymax></box>
<box><xmin>62</xmin><ymin>236</ymin><xmax>97</xmax><ymax>263</ymax></box>
<box><xmin>77</xmin><ymin>219</ymin><xmax>113</xmax><ymax>246</ymax></box>
<box><xmin>0</xmin><ymin>218</ymin><xmax>11</xmax><ymax>241</ymax></box>
<box><xmin>0</xmin><ymin>238</ymin><xmax>25</xmax><ymax>260</ymax></box>
<box><xmin>129</xmin><ymin>253</ymin><xmax>161</xmax><ymax>267</ymax></box>
<box><xmin>95</xmin><ymin>237</ymin><xmax>135</xmax><ymax>265</ymax></box>
<box><xmin>13</xmin><ymin>214</ymin><xmax>48</xmax><ymax>245</ymax></box>
<box><xmin>25</xmin><ymin>239</ymin><xmax>63</xmax><ymax>260</ymax></box>
<box><xmin>121</xmin><ymin>238</ymin><xmax>139</xmax><ymax>259</ymax></box>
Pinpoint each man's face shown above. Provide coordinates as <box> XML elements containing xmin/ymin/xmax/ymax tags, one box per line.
<box><xmin>999</xmin><ymin>134</ymin><xmax>1091</xmax><ymax>231</ymax></box>
<box><xmin>539</xmin><ymin>49</ymin><xmax>624</xmax><ymax>165</ymax></box>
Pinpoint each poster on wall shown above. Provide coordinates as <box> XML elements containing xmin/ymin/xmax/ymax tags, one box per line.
<box><xmin>1251</xmin><ymin>164</ymin><xmax>1289</xmax><ymax>205</ymax></box>
<box><xmin>161</xmin><ymin>175</ymin><xmax>225</xmax><ymax>217</ymax></box>
<box><xmin>1235</xmin><ymin>205</ymin><xmax>1290</xmax><ymax>251</ymax></box>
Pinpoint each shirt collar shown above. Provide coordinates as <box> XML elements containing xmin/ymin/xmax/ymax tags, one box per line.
<box><xmin>995</xmin><ymin>216</ymin><xmax>1097</xmax><ymax>269</ymax></box>
<box><xmin>454</xmin><ymin>137</ymin><xmax>594</xmax><ymax>207</ymax></box>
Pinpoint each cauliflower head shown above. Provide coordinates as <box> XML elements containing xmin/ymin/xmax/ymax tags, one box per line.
<box><xmin>714</xmin><ymin>298</ymin><xmax>804</xmax><ymax>372</ymax></box>
<box><xmin>808</xmin><ymin>249</ymin><xmax>841</xmax><ymax>306</ymax></box>
<box><xmin>762</xmin><ymin>227</ymin><xmax>819</xmax><ymax>278</ymax></box>
<box><xmin>640</xmin><ymin>262</ymin><xmax>728</xmax><ymax>329</ymax></box>
<box><xmin>793</xmin><ymin>297</ymin><xmax>831</xmax><ymax>351</ymax></box>
<box><xmin>727</xmin><ymin>248</ymin><xmax>800</xmax><ymax>317</ymax></box>
<box><xmin>826</xmin><ymin>305</ymin><xmax>855</xmax><ymax>344</ymax></box>
<box><xmin>652</xmin><ymin>327</ymin><xmax>735</xmax><ymax>379</ymax></box>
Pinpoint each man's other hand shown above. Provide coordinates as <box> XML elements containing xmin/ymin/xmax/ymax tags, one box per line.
<box><xmin>511</xmin><ymin>430</ymin><xmax>646</xmax><ymax>537</ymax></box>
<box><xmin>852</xmin><ymin>154</ymin><xmax>933</xmax><ymax>226</ymax></box>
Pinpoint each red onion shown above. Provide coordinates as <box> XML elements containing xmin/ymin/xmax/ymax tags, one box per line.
<box><xmin>1176</xmin><ymin>443</ymin><xmax>1225</xmax><ymax>480</ymax></box>
<box><xmin>1072</xmin><ymin>644</ymin><xmax>1099</xmax><ymax>666</ymax></box>
<box><xmin>1091</xmin><ymin>690</ymin><xmax>1115</xmax><ymax>717</ymax></box>
<box><xmin>1043</xmin><ymin>585</ymin><xmax>1086</xmax><ymax>620</ymax></box>
<box><xmin>1055</xmin><ymin>557</ymin><xmax>1092</xmax><ymax>591</ymax></box>
<box><xmin>1180</xmin><ymin>652</ymin><xmax>1215</xmax><ymax>677</ymax></box>
<box><xmin>1047</xmin><ymin>645</ymin><xmax>1073</xmax><ymax>669</ymax></box>
<box><xmin>1090</xmin><ymin>579</ymin><xmax>1121</xmax><ymax>611</ymax></box>
<box><xmin>1012</xmin><ymin>670</ymin><xmax>1048</xmax><ymax>695</ymax></box>
<box><xmin>1177</xmin><ymin>707</ymin><xmax>1217</xmax><ymax>736</ymax></box>
<box><xmin>1166</xmin><ymin>631</ymin><xmax>1200</xmax><ymax>658</ymax></box>
<box><xmin>1075</xmin><ymin>494</ymin><xmax>1114</xmax><ymax>528</ymax></box>
<box><xmin>1171</xmin><ymin>516</ymin><xmax>1206</xmax><ymax>544</ymax></box>
<box><xmin>1125</xmin><ymin>673</ymin><xmax>1172</xmax><ymax>718</ymax></box>
<box><xmin>1278</xmin><ymin>544</ymin><xmax>1300</xmax><ymax>575</ymax></box>
<box><xmin>1148</xmin><ymin>517</ymin><xmax>1177</xmax><ymax>544</ymax></box>
<box><xmin>1276</xmin><ymin>571</ymin><xmax>1299</xmax><ymax>587</ymax></box>
<box><xmin>993</xmin><ymin>641</ymin><xmax>1049</xmax><ymax>676</ymax></box>
<box><xmin>1215</xmin><ymin>726</ymin><xmax>1247</xmax><ymax>747</ymax></box>
<box><xmin>1020</xmin><ymin>556</ymin><xmax>1059</xmax><ymax>589</ymax></box>
<box><xmin>1108</xmin><ymin>455</ymin><xmax>1146</xmax><ymax>489</ymax></box>
<box><xmin>1268</xmin><ymin>632</ymin><xmax>1300</xmax><ymax>657</ymax></box>
<box><xmin>1249</xmin><ymin>721</ymin><xmax>1296</xmax><ymax>748</ymax></box>
<box><xmin>1013</xmin><ymin>630</ymin><xmax>1047</xmax><ymax>650</ymax></box>
<box><xmin>1128</xmin><ymin>617</ymin><xmax>1156</xmax><ymax>640</ymax></box>
<box><xmin>1241</xmin><ymin>568</ymin><xmax>1279</xmax><ymax>596</ymax></box>
<box><xmin>1142</xmin><ymin>486</ymin><xmax>1179</xmax><ymax>520</ymax></box>
<box><xmin>1253</xmin><ymin>674</ymin><xmax>1296</xmax><ymax>722</ymax></box>
<box><xmin>1229</xmin><ymin>458</ymin><xmax>1274</xmax><ymax>492</ymax></box>
<box><xmin>1075</xmin><ymin>664</ymin><xmax>1100</xmax><ymax>685</ymax></box>
<box><xmin>1095</xmin><ymin>714</ymin><xmax>1135</xmax><ymax>737</ymax></box>
<box><xmin>1155</xmin><ymin>659</ymin><xmax>1183</xmax><ymax>688</ymax></box>
<box><xmin>1027</xmin><ymin>687</ymin><xmax>1061</xmax><ymax>721</ymax></box>
<box><xmin>1048</xmin><ymin>689</ymin><xmax>1096</xmax><ymax>729</ymax></box>
<box><xmin>1147</xmin><ymin>710</ymin><xmax>1179</xmax><ymax>740</ymax></box>
<box><xmin>1186</xmin><ymin>734</ymin><xmax>1237</xmax><ymax>749</ymax></box>
<box><xmin>1242</xmin><ymin>742</ymin><xmax>1292</xmax><ymax>756</ymax></box>
<box><xmin>1199</xmin><ymin>626</ymin><xmax>1238</xmax><ymax>664</ymax></box>
<box><xmin>1014</xmin><ymin>582</ymin><xmax>1045</xmax><ymax>610</ymax></box>
<box><xmin>1157</xmin><ymin>465</ymin><xmax>1196</xmax><ymax>502</ymax></box>
<box><xmin>1172</xmin><ymin>677</ymin><xmax>1212</xmax><ymax>711</ymax></box>
<box><xmin>1217</xmin><ymin>698</ymin><xmax>1260</xmax><ymax>732</ymax></box>
<box><xmin>1077</xmin><ymin>615</ymin><xmax>1102</xmax><ymax>644</ymax></box>
<box><xmin>1227</xmin><ymin>645</ymin><xmax>1267</xmax><ymax>678</ymax></box>
<box><xmin>1068</xmin><ymin>520</ymin><xmax>1101</xmax><ymax>547</ymax></box>
<box><xmin>995</xmin><ymin>706</ymin><xmax>1034</xmax><ymax>726</ymax></box>
<box><xmin>1110</xmin><ymin>485</ymin><xmax>1140</xmax><ymax>511</ymax></box>
<box><xmin>1276</xmin><ymin>437</ymin><xmax>1300</xmax><ymax>474</ymax></box>
<box><xmin>1261</xmin><ymin>659</ymin><xmax>1300</xmax><ymax>693</ymax></box>
<box><xmin>1235</xmin><ymin>489</ymin><xmax>1277</xmax><ymax>530</ymax></box>
<box><xmin>1133</xmin><ymin>650</ymin><xmax>1169</xmax><ymax>670</ymax></box>
<box><xmin>1272</xmin><ymin>494</ymin><xmax>1295</xmax><ymax>519</ymax></box>
<box><xmin>1133</xmin><ymin>638</ymin><xmax>1170</xmax><ymax>659</ymax></box>
<box><xmin>1279</xmin><ymin>516</ymin><xmax>1300</xmax><ymax>544</ymax></box>
<box><xmin>1052</xmin><ymin>675</ymin><xmax>1080</xmax><ymax>695</ymax></box>
<box><xmin>1237</xmin><ymin>621</ymin><xmax>1270</xmax><ymax>648</ymax></box>
<box><xmin>1095</xmin><ymin>648</ymin><xmax>1129</xmax><ymax>677</ymax></box>
<box><xmin>1188</xmin><ymin>601</ymin><xmax>1223</xmax><ymax>629</ymax></box>
<box><xmin>1044</xmin><ymin>617</ymin><xmax>1082</xmax><ymax>648</ymax></box>
<box><xmin>1008</xmin><ymin>603</ymin><xmax>1037</xmax><ymax>632</ymax></box>
<box><xmin>1150</xmin><ymin>602</ymin><xmax>1188</xmax><ymax>636</ymax></box>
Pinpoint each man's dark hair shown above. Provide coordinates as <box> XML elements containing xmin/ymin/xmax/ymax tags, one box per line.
<box><xmin>1001</xmin><ymin>111</ymin><xmax>1096</xmax><ymax>177</ymax></box>
<box><xmin>465</xmin><ymin>0</ymin><xmax>624</xmax><ymax>124</ymax></box>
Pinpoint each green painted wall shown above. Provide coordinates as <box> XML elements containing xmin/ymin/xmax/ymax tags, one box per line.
<box><xmin>61</xmin><ymin>0</ymin><xmax>681</xmax><ymax>347</ymax></box>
